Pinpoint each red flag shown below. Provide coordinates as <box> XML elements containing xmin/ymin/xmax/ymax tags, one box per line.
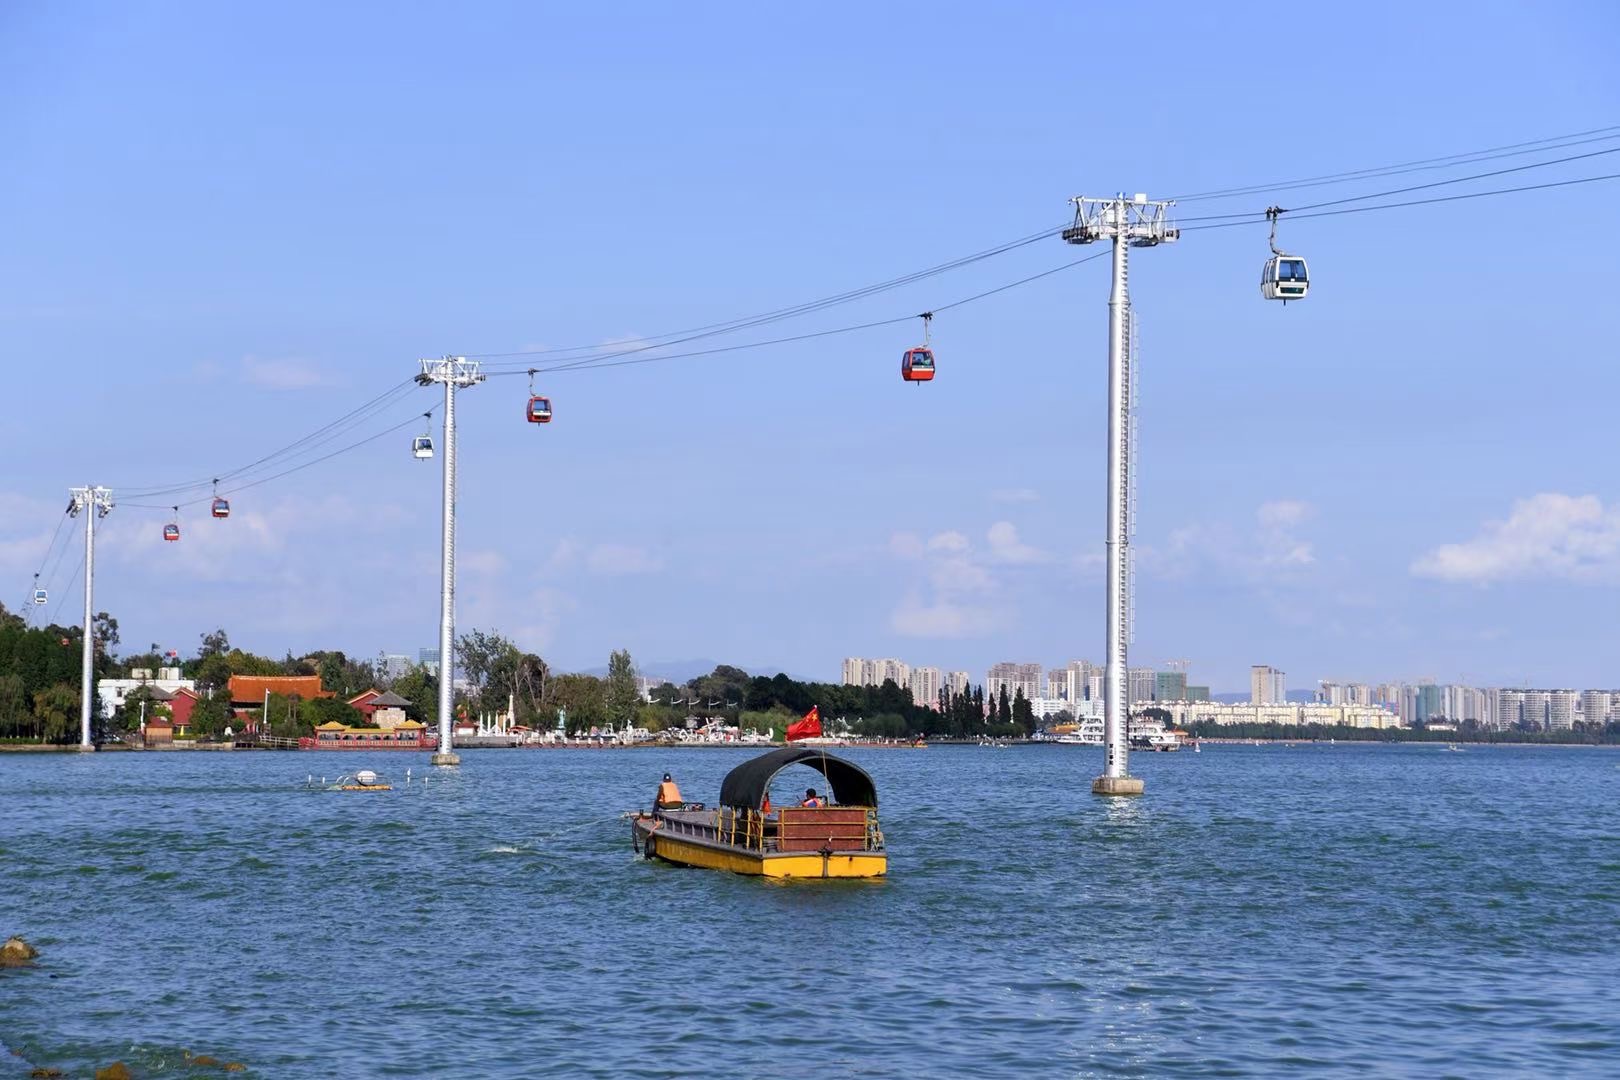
<box><xmin>786</xmin><ymin>705</ymin><xmax>821</xmax><ymax>742</ymax></box>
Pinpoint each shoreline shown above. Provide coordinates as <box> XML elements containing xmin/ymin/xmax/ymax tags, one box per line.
<box><xmin>5</xmin><ymin>738</ymin><xmax>1616</xmax><ymax>754</ymax></box>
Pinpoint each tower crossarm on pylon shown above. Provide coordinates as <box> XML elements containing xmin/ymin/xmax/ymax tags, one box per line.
<box><xmin>1062</xmin><ymin>194</ymin><xmax>1179</xmax><ymax>247</ymax></box>
<box><xmin>416</xmin><ymin>356</ymin><xmax>486</xmax><ymax>388</ymax></box>
<box><xmin>68</xmin><ymin>486</ymin><xmax>114</xmax><ymax>518</ymax></box>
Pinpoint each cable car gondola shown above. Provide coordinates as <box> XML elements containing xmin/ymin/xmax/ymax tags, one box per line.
<box><xmin>412</xmin><ymin>413</ymin><xmax>435</xmax><ymax>459</ymax></box>
<box><xmin>163</xmin><ymin>523</ymin><xmax>180</xmax><ymax>542</ymax></box>
<box><xmin>33</xmin><ymin>588</ymin><xmax>47</xmax><ymax>606</ymax></box>
<box><xmin>901</xmin><ymin>312</ymin><xmax>936</xmax><ymax>383</ymax></box>
<box><xmin>210</xmin><ymin>480</ymin><xmax>230</xmax><ymax>519</ymax></box>
<box><xmin>525</xmin><ymin>370</ymin><xmax>552</xmax><ymax>423</ymax></box>
<box><xmin>1261</xmin><ymin>206</ymin><xmax>1309</xmax><ymax>303</ymax></box>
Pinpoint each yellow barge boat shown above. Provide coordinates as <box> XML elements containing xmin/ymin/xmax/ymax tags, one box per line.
<box><xmin>630</xmin><ymin>747</ymin><xmax>887</xmax><ymax>879</ymax></box>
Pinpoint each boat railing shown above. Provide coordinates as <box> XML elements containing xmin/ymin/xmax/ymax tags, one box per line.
<box><xmin>661</xmin><ymin>806</ymin><xmax>884</xmax><ymax>854</ymax></box>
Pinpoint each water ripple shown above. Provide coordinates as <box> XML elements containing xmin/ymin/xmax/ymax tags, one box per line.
<box><xmin>2</xmin><ymin>744</ymin><xmax>1618</xmax><ymax>1076</ymax></box>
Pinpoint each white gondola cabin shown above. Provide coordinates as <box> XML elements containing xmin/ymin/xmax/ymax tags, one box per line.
<box><xmin>526</xmin><ymin>396</ymin><xmax>553</xmax><ymax>424</ymax></box>
<box><xmin>32</xmin><ymin>589</ymin><xmax>47</xmax><ymax>605</ymax></box>
<box><xmin>412</xmin><ymin>435</ymin><xmax>435</xmax><ymax>459</ymax></box>
<box><xmin>1261</xmin><ymin>255</ymin><xmax>1309</xmax><ymax>302</ymax></box>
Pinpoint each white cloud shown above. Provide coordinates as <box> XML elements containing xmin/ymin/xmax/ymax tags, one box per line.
<box><xmin>889</xmin><ymin>595</ymin><xmax>991</xmax><ymax>638</ymax></box>
<box><xmin>240</xmin><ymin>356</ymin><xmax>330</xmax><ymax>390</ymax></box>
<box><xmin>991</xmin><ymin>487</ymin><xmax>1040</xmax><ymax>504</ymax></box>
<box><xmin>586</xmin><ymin>543</ymin><xmax>663</xmax><ymax>576</ymax></box>
<box><xmin>888</xmin><ymin>532</ymin><xmax>925</xmax><ymax>558</ymax></box>
<box><xmin>1411</xmin><ymin>493</ymin><xmax>1620</xmax><ymax>585</ymax></box>
<box><xmin>929</xmin><ymin>553</ymin><xmax>993</xmax><ymax>594</ymax></box>
<box><xmin>1258</xmin><ymin>499</ymin><xmax>1311</xmax><ymax>529</ymax></box>
<box><xmin>886</xmin><ymin>523</ymin><xmax>1049</xmax><ymax>637</ymax></box>
<box><xmin>460</xmin><ymin>549</ymin><xmax>508</xmax><ymax>577</ymax></box>
<box><xmin>1151</xmin><ymin>499</ymin><xmax>1316</xmax><ymax>580</ymax></box>
<box><xmin>543</xmin><ymin>537</ymin><xmax>664</xmax><ymax>577</ymax></box>
<box><xmin>986</xmin><ymin>520</ymin><xmax>1045</xmax><ymax>564</ymax></box>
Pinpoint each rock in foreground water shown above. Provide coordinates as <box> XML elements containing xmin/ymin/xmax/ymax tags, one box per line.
<box><xmin>93</xmin><ymin>1064</ymin><xmax>132</xmax><ymax>1080</ymax></box>
<box><xmin>0</xmin><ymin>937</ymin><xmax>39</xmax><ymax>967</ymax></box>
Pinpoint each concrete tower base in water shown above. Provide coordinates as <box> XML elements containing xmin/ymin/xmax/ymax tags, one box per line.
<box><xmin>1092</xmin><ymin>775</ymin><xmax>1145</xmax><ymax>796</ymax></box>
<box><xmin>430</xmin><ymin>752</ymin><xmax>461</xmax><ymax>767</ymax></box>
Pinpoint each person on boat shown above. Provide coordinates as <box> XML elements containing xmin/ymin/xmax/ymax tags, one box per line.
<box><xmin>800</xmin><ymin>787</ymin><xmax>825</xmax><ymax>808</ymax></box>
<box><xmin>655</xmin><ymin>772</ymin><xmax>684</xmax><ymax>810</ymax></box>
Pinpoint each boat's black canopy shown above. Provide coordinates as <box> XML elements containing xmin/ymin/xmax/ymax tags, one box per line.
<box><xmin>718</xmin><ymin>747</ymin><xmax>878</xmax><ymax>810</ymax></box>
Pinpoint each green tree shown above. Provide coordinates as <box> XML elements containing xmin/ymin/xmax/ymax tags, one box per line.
<box><xmin>303</xmin><ymin>696</ymin><xmax>365</xmax><ymax>732</ymax></box>
<box><xmin>457</xmin><ymin>629</ymin><xmax>522</xmax><ymax>715</ymax></box>
<box><xmin>550</xmin><ymin>673</ymin><xmax>607</xmax><ymax>731</ymax></box>
<box><xmin>33</xmin><ymin>683</ymin><xmax>79</xmax><ymax>743</ymax></box>
<box><xmin>0</xmin><ymin>602</ymin><xmax>24</xmax><ymax>632</ymax></box>
<box><xmin>389</xmin><ymin>666</ymin><xmax>437</xmax><ymax>722</ymax></box>
<box><xmin>0</xmin><ymin>673</ymin><xmax>29</xmax><ymax>739</ymax></box>
<box><xmin>605</xmin><ymin>649</ymin><xmax>639</xmax><ymax>728</ymax></box>
<box><xmin>186</xmin><ymin>689</ymin><xmax>232</xmax><ymax>738</ymax></box>
<box><xmin>198</xmin><ymin>628</ymin><xmax>230</xmax><ymax>659</ymax></box>
<box><xmin>1012</xmin><ymin>688</ymin><xmax>1035</xmax><ymax>736</ymax></box>
<box><xmin>93</xmin><ymin>611</ymin><xmax>120</xmax><ymax>652</ymax></box>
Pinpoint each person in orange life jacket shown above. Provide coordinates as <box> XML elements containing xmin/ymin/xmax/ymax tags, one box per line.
<box><xmin>655</xmin><ymin>773</ymin><xmax>683</xmax><ymax>810</ymax></box>
<box><xmin>800</xmin><ymin>787</ymin><xmax>825</xmax><ymax>808</ymax></box>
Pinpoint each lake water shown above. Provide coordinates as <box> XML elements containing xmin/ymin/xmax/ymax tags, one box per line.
<box><xmin>2</xmin><ymin>743</ymin><xmax>1617</xmax><ymax>1077</ymax></box>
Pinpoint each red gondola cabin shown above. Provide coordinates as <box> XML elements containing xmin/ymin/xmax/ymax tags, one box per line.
<box><xmin>901</xmin><ymin>347</ymin><xmax>935</xmax><ymax>383</ymax></box>
<box><xmin>526</xmin><ymin>396</ymin><xmax>553</xmax><ymax>423</ymax></box>
<box><xmin>163</xmin><ymin>524</ymin><xmax>180</xmax><ymax>542</ymax></box>
<box><xmin>211</xmin><ymin>498</ymin><xmax>231</xmax><ymax>519</ymax></box>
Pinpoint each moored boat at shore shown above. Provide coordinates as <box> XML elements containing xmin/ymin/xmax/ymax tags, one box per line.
<box><xmin>628</xmin><ymin>747</ymin><xmax>887</xmax><ymax>879</ymax></box>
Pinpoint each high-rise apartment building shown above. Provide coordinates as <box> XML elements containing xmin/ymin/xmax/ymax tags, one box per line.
<box><xmin>1185</xmin><ymin>685</ymin><xmax>1211</xmax><ymax>702</ymax></box>
<box><xmin>1154</xmin><ymin>671</ymin><xmax>1187</xmax><ymax>702</ymax></box>
<box><xmin>986</xmin><ymin>662</ymin><xmax>1043</xmax><ymax>705</ymax></box>
<box><xmin>377</xmin><ymin>653</ymin><xmax>412</xmax><ymax>682</ymax></box>
<box><xmin>1581</xmin><ymin>690</ymin><xmax>1612</xmax><ymax>726</ymax></box>
<box><xmin>1251</xmin><ymin>665</ymin><xmax>1287</xmax><ymax>705</ymax></box>
<box><xmin>1547</xmin><ymin>690</ymin><xmax>1578</xmax><ymax>730</ymax></box>
<box><xmin>842</xmin><ymin>658</ymin><xmax>913</xmax><ymax>689</ymax></box>
<box><xmin>946</xmin><ymin>671</ymin><xmax>971</xmax><ymax>696</ymax></box>
<box><xmin>1520</xmin><ymin>690</ymin><xmax>1549</xmax><ymax>730</ymax></box>
<box><xmin>1045</xmin><ymin>660</ymin><xmax>1098</xmax><ymax>703</ymax></box>
<box><xmin>1492</xmin><ymin>688</ymin><xmax>1524</xmax><ymax>730</ymax></box>
<box><xmin>909</xmin><ymin>667</ymin><xmax>942</xmax><ymax>709</ymax></box>
<box><xmin>1086</xmin><ymin>672</ymin><xmax>1105</xmax><ymax>701</ymax></box>
<box><xmin>871</xmin><ymin>658</ymin><xmax>910</xmax><ymax>688</ymax></box>
<box><xmin>1128</xmin><ymin>667</ymin><xmax>1157</xmax><ymax>706</ymax></box>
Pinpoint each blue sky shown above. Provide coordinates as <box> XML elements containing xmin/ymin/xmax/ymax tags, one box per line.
<box><xmin>3</xmin><ymin>3</ymin><xmax>1618</xmax><ymax>692</ymax></box>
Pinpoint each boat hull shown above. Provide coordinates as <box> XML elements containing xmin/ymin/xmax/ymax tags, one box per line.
<box><xmin>632</xmin><ymin>815</ymin><xmax>886</xmax><ymax>879</ymax></box>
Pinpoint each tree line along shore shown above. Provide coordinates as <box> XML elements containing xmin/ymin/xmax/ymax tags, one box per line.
<box><xmin>6</xmin><ymin>606</ymin><xmax>1618</xmax><ymax>749</ymax></box>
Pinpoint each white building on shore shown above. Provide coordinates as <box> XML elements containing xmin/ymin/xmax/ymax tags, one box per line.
<box><xmin>97</xmin><ymin>667</ymin><xmax>195</xmax><ymax>719</ymax></box>
<box><xmin>1149</xmin><ymin>700</ymin><xmax>1401</xmax><ymax>730</ymax></box>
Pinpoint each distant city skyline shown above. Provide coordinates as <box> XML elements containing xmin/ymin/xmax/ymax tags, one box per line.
<box><xmin>837</xmin><ymin>653</ymin><xmax>1618</xmax><ymax>733</ymax></box>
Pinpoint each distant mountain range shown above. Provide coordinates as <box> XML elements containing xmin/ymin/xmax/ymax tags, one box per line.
<box><xmin>574</xmin><ymin>658</ymin><xmax>819</xmax><ymax>684</ymax></box>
